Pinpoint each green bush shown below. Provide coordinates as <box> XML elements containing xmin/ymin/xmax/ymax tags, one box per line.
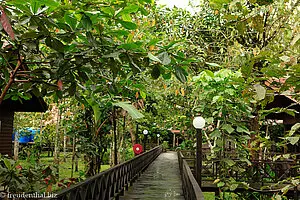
<box><xmin>161</xmin><ymin>141</ymin><xmax>169</xmax><ymax>152</ymax></box>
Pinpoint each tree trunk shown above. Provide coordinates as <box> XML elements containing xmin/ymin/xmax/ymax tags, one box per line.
<box><xmin>54</xmin><ymin>103</ymin><xmax>61</xmax><ymax>178</ymax></box>
<box><xmin>71</xmin><ymin>136</ymin><xmax>76</xmax><ymax>178</ymax></box>
<box><xmin>75</xmin><ymin>144</ymin><xmax>79</xmax><ymax>172</ymax></box>
<box><xmin>113</xmin><ymin>107</ymin><xmax>118</xmax><ymax>165</ymax></box>
<box><xmin>118</xmin><ymin>132</ymin><xmax>124</xmax><ymax>162</ymax></box>
<box><xmin>249</xmin><ymin>115</ymin><xmax>260</xmax><ymax>160</ymax></box>
<box><xmin>63</xmin><ymin>127</ymin><xmax>67</xmax><ymax>162</ymax></box>
<box><xmin>13</xmin><ymin>131</ymin><xmax>19</xmax><ymax>160</ymax></box>
<box><xmin>129</xmin><ymin>121</ymin><xmax>136</xmax><ymax>146</ymax></box>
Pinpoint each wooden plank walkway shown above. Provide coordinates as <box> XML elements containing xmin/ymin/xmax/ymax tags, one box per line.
<box><xmin>120</xmin><ymin>152</ymin><xmax>185</xmax><ymax>200</ymax></box>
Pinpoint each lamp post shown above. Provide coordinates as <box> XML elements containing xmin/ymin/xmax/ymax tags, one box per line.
<box><xmin>193</xmin><ymin>116</ymin><xmax>206</xmax><ymax>187</ymax></box>
<box><xmin>157</xmin><ymin>134</ymin><xmax>160</xmax><ymax>145</ymax></box>
<box><xmin>143</xmin><ymin>129</ymin><xmax>148</xmax><ymax>151</ymax></box>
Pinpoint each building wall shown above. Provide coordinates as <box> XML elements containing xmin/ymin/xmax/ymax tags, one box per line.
<box><xmin>0</xmin><ymin>109</ymin><xmax>14</xmax><ymax>156</ymax></box>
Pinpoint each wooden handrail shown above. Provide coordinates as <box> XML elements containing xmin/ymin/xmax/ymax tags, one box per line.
<box><xmin>178</xmin><ymin>151</ymin><xmax>204</xmax><ymax>200</ymax></box>
<box><xmin>49</xmin><ymin>146</ymin><xmax>162</xmax><ymax>200</ymax></box>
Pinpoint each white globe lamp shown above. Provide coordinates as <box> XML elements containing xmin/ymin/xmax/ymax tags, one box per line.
<box><xmin>193</xmin><ymin>116</ymin><xmax>206</xmax><ymax>129</ymax></box>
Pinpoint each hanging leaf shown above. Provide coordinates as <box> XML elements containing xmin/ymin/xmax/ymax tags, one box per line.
<box><xmin>157</xmin><ymin>52</ymin><xmax>171</xmax><ymax>65</ymax></box>
<box><xmin>163</xmin><ymin>73</ymin><xmax>171</xmax><ymax>80</ymax></box>
<box><xmin>205</xmin><ymin>62</ymin><xmax>221</xmax><ymax>68</ymax></box>
<box><xmin>230</xmin><ymin>184</ymin><xmax>239</xmax><ymax>191</ymax></box>
<box><xmin>119</xmin><ymin>20</ymin><xmax>137</xmax><ymax>30</ymax></box>
<box><xmin>289</xmin><ymin>123</ymin><xmax>300</xmax><ymax>136</ymax></box>
<box><xmin>237</xmin><ymin>126</ymin><xmax>250</xmax><ymax>134</ymax></box>
<box><xmin>151</xmin><ymin>65</ymin><xmax>160</xmax><ymax>79</ymax></box>
<box><xmin>45</xmin><ymin>37</ymin><xmax>65</xmax><ymax>53</ymax></box>
<box><xmin>68</xmin><ymin>83</ymin><xmax>76</xmax><ymax>96</ymax></box>
<box><xmin>0</xmin><ymin>7</ymin><xmax>15</xmax><ymax>40</ymax></box>
<box><xmin>291</xmin><ymin>34</ymin><xmax>300</xmax><ymax>46</ymax></box>
<box><xmin>81</xmin><ymin>14</ymin><xmax>92</xmax><ymax>31</ymax></box>
<box><xmin>148</xmin><ymin>53</ymin><xmax>161</xmax><ymax>62</ymax></box>
<box><xmin>140</xmin><ymin>90</ymin><xmax>147</xmax><ymax>99</ymax></box>
<box><xmin>84</xmin><ymin>97</ymin><xmax>102</xmax><ymax>126</ymax></box>
<box><xmin>64</xmin><ymin>13</ymin><xmax>77</xmax><ymax>30</ymax></box>
<box><xmin>223</xmin><ymin>158</ymin><xmax>235</xmax><ymax>166</ymax></box>
<box><xmin>57</xmin><ymin>80</ymin><xmax>63</xmax><ymax>91</ymax></box>
<box><xmin>136</xmin><ymin>91</ymin><xmax>140</xmax><ymax>99</ymax></box>
<box><xmin>121</xmin><ymin>5</ymin><xmax>139</xmax><ymax>14</ymax></box>
<box><xmin>101</xmin><ymin>7</ymin><xmax>115</xmax><ymax>16</ymax></box>
<box><xmin>174</xmin><ymin>66</ymin><xmax>187</xmax><ymax>83</ymax></box>
<box><xmin>253</xmin><ymin>84</ymin><xmax>266</xmax><ymax>101</ymax></box>
<box><xmin>113</xmin><ymin>102</ymin><xmax>144</xmax><ymax>119</ymax></box>
<box><xmin>222</xmin><ymin>124</ymin><xmax>234</xmax><ymax>134</ymax></box>
<box><xmin>286</xmin><ymin>137</ymin><xmax>299</xmax><ymax>145</ymax></box>
<box><xmin>217</xmin><ymin>181</ymin><xmax>225</xmax><ymax>187</ymax></box>
<box><xmin>181</xmin><ymin>88</ymin><xmax>185</xmax><ymax>96</ymax></box>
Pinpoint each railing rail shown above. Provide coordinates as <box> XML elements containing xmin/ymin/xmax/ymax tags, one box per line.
<box><xmin>178</xmin><ymin>151</ymin><xmax>204</xmax><ymax>200</ymax></box>
<box><xmin>51</xmin><ymin>146</ymin><xmax>162</xmax><ymax>200</ymax></box>
<box><xmin>179</xmin><ymin>150</ymin><xmax>300</xmax><ymax>188</ymax></box>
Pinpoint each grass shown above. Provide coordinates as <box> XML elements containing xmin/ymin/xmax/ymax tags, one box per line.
<box><xmin>204</xmin><ymin>192</ymin><xmax>215</xmax><ymax>200</ymax></box>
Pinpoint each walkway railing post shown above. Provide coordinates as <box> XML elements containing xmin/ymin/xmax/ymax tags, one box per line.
<box><xmin>196</xmin><ymin>129</ymin><xmax>202</xmax><ymax>187</ymax></box>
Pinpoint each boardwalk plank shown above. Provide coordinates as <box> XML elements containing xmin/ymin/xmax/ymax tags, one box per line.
<box><xmin>120</xmin><ymin>152</ymin><xmax>185</xmax><ymax>200</ymax></box>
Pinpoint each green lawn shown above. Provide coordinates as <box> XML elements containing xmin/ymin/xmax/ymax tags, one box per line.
<box><xmin>204</xmin><ymin>192</ymin><xmax>215</xmax><ymax>200</ymax></box>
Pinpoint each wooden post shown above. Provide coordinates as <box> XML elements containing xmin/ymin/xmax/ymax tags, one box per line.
<box><xmin>173</xmin><ymin>133</ymin><xmax>175</xmax><ymax>148</ymax></box>
<box><xmin>143</xmin><ymin>135</ymin><xmax>146</xmax><ymax>151</ymax></box>
<box><xmin>196</xmin><ymin>129</ymin><xmax>202</xmax><ymax>187</ymax></box>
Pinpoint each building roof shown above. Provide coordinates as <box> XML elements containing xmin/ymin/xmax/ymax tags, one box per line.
<box><xmin>0</xmin><ymin>94</ymin><xmax>47</xmax><ymax>112</ymax></box>
<box><xmin>265</xmin><ymin>94</ymin><xmax>300</xmax><ymax>123</ymax></box>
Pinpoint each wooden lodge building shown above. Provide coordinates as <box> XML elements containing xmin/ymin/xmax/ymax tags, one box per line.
<box><xmin>0</xmin><ymin>95</ymin><xmax>47</xmax><ymax>156</ymax></box>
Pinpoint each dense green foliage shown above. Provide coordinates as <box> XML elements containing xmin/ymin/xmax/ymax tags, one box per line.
<box><xmin>0</xmin><ymin>0</ymin><xmax>299</xmax><ymax>198</ymax></box>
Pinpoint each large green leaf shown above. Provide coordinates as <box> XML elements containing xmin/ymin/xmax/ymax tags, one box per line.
<box><xmin>223</xmin><ymin>158</ymin><xmax>235</xmax><ymax>166</ymax></box>
<box><xmin>148</xmin><ymin>53</ymin><xmax>161</xmax><ymax>62</ymax></box>
<box><xmin>120</xmin><ymin>5</ymin><xmax>139</xmax><ymax>14</ymax></box>
<box><xmin>157</xmin><ymin>52</ymin><xmax>171</xmax><ymax>65</ymax></box>
<box><xmin>174</xmin><ymin>66</ymin><xmax>187</xmax><ymax>83</ymax></box>
<box><xmin>253</xmin><ymin>84</ymin><xmax>266</xmax><ymax>101</ymax></box>
<box><xmin>222</xmin><ymin>124</ymin><xmax>234</xmax><ymax>134</ymax></box>
<box><xmin>45</xmin><ymin>37</ymin><xmax>65</xmax><ymax>53</ymax></box>
<box><xmin>113</xmin><ymin>102</ymin><xmax>144</xmax><ymax>119</ymax></box>
<box><xmin>119</xmin><ymin>20</ymin><xmax>137</xmax><ymax>30</ymax></box>
<box><xmin>287</xmin><ymin>137</ymin><xmax>300</xmax><ymax>145</ymax></box>
<box><xmin>151</xmin><ymin>65</ymin><xmax>160</xmax><ymax>79</ymax></box>
<box><xmin>289</xmin><ymin>123</ymin><xmax>300</xmax><ymax>136</ymax></box>
<box><xmin>85</xmin><ymin>97</ymin><xmax>102</xmax><ymax>126</ymax></box>
<box><xmin>81</xmin><ymin>14</ymin><xmax>92</xmax><ymax>31</ymax></box>
<box><xmin>64</xmin><ymin>13</ymin><xmax>77</xmax><ymax>30</ymax></box>
<box><xmin>101</xmin><ymin>7</ymin><xmax>115</xmax><ymax>16</ymax></box>
<box><xmin>230</xmin><ymin>184</ymin><xmax>239</xmax><ymax>191</ymax></box>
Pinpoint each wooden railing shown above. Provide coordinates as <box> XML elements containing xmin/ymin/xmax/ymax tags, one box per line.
<box><xmin>178</xmin><ymin>151</ymin><xmax>204</xmax><ymax>200</ymax></box>
<box><xmin>51</xmin><ymin>146</ymin><xmax>162</xmax><ymax>200</ymax></box>
<box><xmin>179</xmin><ymin>150</ymin><xmax>300</xmax><ymax>188</ymax></box>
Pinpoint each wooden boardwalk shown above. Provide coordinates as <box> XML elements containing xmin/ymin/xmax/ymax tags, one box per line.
<box><xmin>120</xmin><ymin>152</ymin><xmax>185</xmax><ymax>200</ymax></box>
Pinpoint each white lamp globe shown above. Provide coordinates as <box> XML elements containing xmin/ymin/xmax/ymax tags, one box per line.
<box><xmin>193</xmin><ymin>116</ymin><xmax>206</xmax><ymax>129</ymax></box>
<box><xmin>143</xmin><ymin>130</ymin><xmax>148</xmax><ymax>135</ymax></box>
<box><xmin>157</xmin><ymin>134</ymin><xmax>160</xmax><ymax>137</ymax></box>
